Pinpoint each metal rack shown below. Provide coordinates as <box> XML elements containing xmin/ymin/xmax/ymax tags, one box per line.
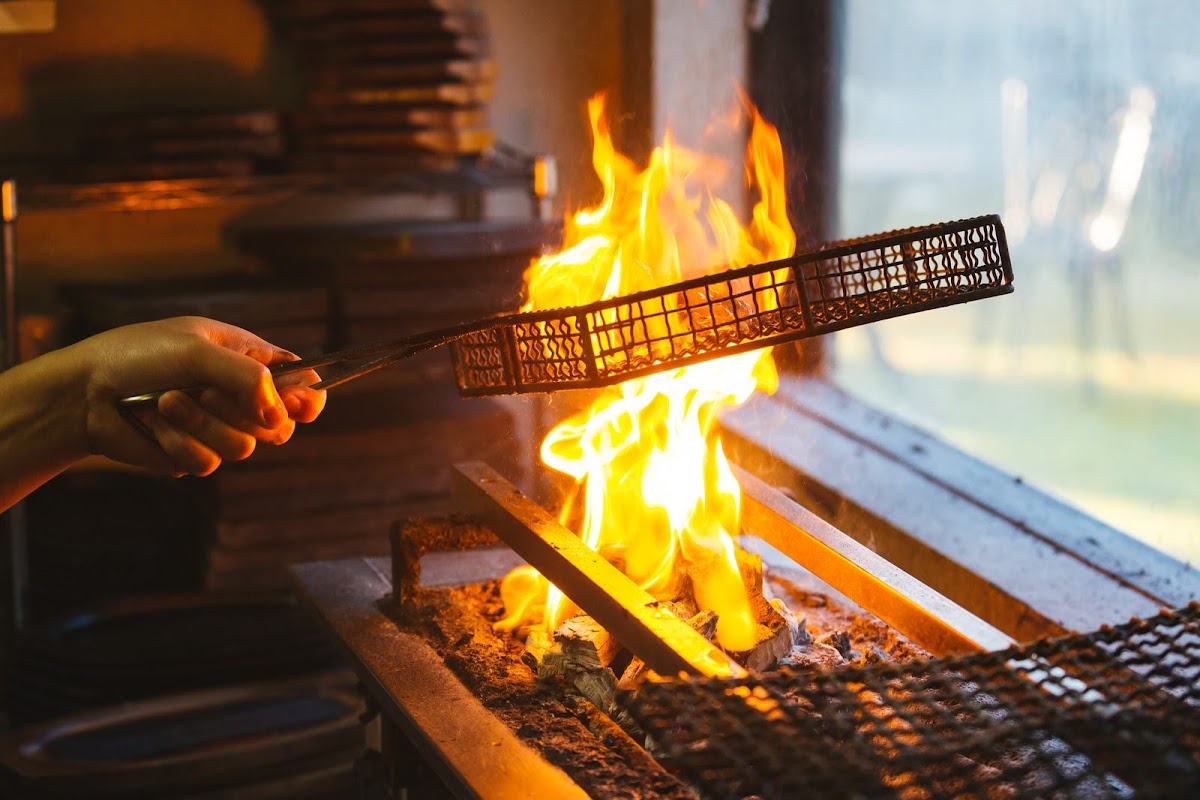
<box><xmin>623</xmin><ymin>602</ymin><xmax>1200</xmax><ymax>799</ymax></box>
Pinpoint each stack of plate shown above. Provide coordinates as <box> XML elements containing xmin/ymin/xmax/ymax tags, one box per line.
<box><xmin>72</xmin><ymin>110</ymin><xmax>285</xmax><ymax>182</ymax></box>
<box><xmin>6</xmin><ymin>595</ymin><xmax>343</xmax><ymax>726</ymax></box>
<box><xmin>0</xmin><ymin>673</ymin><xmax>361</xmax><ymax>800</ymax></box>
<box><xmin>23</xmin><ymin>472</ymin><xmax>214</xmax><ymax>623</ymax></box>
<box><xmin>264</xmin><ymin>0</ymin><xmax>496</xmax><ymax>173</ymax></box>
<box><xmin>60</xmin><ymin>277</ymin><xmax>332</xmax><ymax>358</ymax></box>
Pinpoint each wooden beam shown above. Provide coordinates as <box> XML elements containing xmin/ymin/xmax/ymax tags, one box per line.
<box><xmin>771</xmin><ymin>376</ymin><xmax>1200</xmax><ymax>609</ymax></box>
<box><xmin>735</xmin><ymin>464</ymin><xmax>1015</xmax><ymax>655</ymax></box>
<box><xmin>723</xmin><ymin>379</ymin><xmax>1168</xmax><ymax>640</ymax></box>
<box><xmin>451</xmin><ymin>462</ymin><xmax>744</xmax><ymax>679</ymax></box>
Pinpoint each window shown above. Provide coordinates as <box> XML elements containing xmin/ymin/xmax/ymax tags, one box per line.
<box><xmin>836</xmin><ymin>0</ymin><xmax>1199</xmax><ymax>564</ymax></box>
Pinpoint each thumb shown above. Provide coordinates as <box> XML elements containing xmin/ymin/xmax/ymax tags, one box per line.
<box><xmin>187</xmin><ymin>343</ymin><xmax>287</xmax><ymax>428</ymax></box>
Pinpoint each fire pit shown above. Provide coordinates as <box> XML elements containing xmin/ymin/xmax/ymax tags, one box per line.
<box><xmin>291</xmin><ymin>467</ymin><xmax>1200</xmax><ymax>799</ymax></box>
<box><xmin>288</xmin><ymin>89</ymin><xmax>1198</xmax><ymax>799</ymax></box>
<box><xmin>291</xmin><ymin>462</ymin><xmax>1005</xmax><ymax>798</ymax></box>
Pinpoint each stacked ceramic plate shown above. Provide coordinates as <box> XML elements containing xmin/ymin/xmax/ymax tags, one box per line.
<box><xmin>0</xmin><ymin>673</ymin><xmax>361</xmax><ymax>800</ymax></box>
<box><xmin>265</xmin><ymin>0</ymin><xmax>496</xmax><ymax>173</ymax></box>
<box><xmin>6</xmin><ymin>595</ymin><xmax>342</xmax><ymax>726</ymax></box>
<box><xmin>73</xmin><ymin>109</ymin><xmax>286</xmax><ymax>182</ymax></box>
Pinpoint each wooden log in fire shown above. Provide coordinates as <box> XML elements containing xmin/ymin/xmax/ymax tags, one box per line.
<box><xmin>451</xmin><ymin>462</ymin><xmax>745</xmax><ymax>679</ymax></box>
<box><xmin>687</xmin><ymin>547</ymin><xmax>797</xmax><ymax>672</ymax></box>
<box><xmin>555</xmin><ymin>615</ymin><xmax>620</xmax><ymax>670</ymax></box>
<box><xmin>534</xmin><ymin>615</ymin><xmax>623</xmax><ymax>712</ymax></box>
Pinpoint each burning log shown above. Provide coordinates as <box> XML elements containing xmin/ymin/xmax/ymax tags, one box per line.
<box><xmin>685</xmin><ymin>609</ymin><xmax>718</xmax><ymax>641</ymax></box>
<box><xmin>555</xmin><ymin>615</ymin><xmax>620</xmax><ymax>670</ymax></box>
<box><xmin>617</xmin><ymin>658</ymin><xmax>648</xmax><ymax>691</ymax></box>
<box><xmin>452</xmin><ymin>462</ymin><xmax>744</xmax><ymax>679</ymax></box>
<box><xmin>531</xmin><ymin>615</ymin><xmax>623</xmax><ymax>713</ymax></box>
<box><xmin>570</xmin><ymin>667</ymin><xmax>619</xmax><ymax>716</ymax></box>
<box><xmin>727</xmin><ymin>602</ymin><xmax>794</xmax><ymax>673</ymax></box>
<box><xmin>684</xmin><ymin>547</ymin><xmax>797</xmax><ymax>672</ymax></box>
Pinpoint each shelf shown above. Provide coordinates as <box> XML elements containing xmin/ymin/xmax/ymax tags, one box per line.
<box><xmin>17</xmin><ymin>158</ymin><xmax>537</xmax><ymax>214</ymax></box>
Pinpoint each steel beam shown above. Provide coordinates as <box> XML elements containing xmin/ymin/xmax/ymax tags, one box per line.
<box><xmin>736</xmin><ymin>464</ymin><xmax>1014</xmax><ymax>655</ymax></box>
<box><xmin>451</xmin><ymin>462</ymin><xmax>744</xmax><ymax>679</ymax></box>
<box><xmin>291</xmin><ymin>557</ymin><xmax>588</xmax><ymax>800</ymax></box>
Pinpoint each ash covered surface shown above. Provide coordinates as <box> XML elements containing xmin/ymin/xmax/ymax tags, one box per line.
<box><xmin>388</xmin><ymin>581</ymin><xmax>699</xmax><ymax>800</ymax></box>
<box><xmin>386</xmin><ymin>568</ymin><xmax>929</xmax><ymax>799</ymax></box>
<box><xmin>764</xmin><ymin>572</ymin><xmax>931</xmax><ymax>666</ymax></box>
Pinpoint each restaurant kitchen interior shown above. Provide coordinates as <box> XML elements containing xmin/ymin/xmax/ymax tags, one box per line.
<box><xmin>0</xmin><ymin>2</ymin><xmax>1197</xmax><ymax>799</ymax></box>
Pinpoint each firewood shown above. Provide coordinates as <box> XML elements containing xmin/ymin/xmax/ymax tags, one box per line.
<box><xmin>572</xmin><ymin>667</ymin><xmax>618</xmax><ymax>714</ymax></box>
<box><xmin>536</xmin><ymin>644</ymin><xmax>570</xmax><ymax>682</ymax></box>
<box><xmin>554</xmin><ymin>615</ymin><xmax>620</xmax><ymax>670</ymax></box>
<box><xmin>771</xmin><ymin>598</ymin><xmax>807</xmax><ymax>644</ymax></box>
<box><xmin>735</xmin><ymin>548</ymin><xmax>775</xmax><ymax>623</ymax></box>
<box><xmin>453</xmin><ymin>463</ymin><xmax>743</xmax><ymax>678</ymax></box>
<box><xmin>533</xmin><ymin>633</ymin><xmax>620</xmax><ymax>712</ymax></box>
<box><xmin>659</xmin><ymin>597</ymin><xmax>699</xmax><ymax>622</ymax></box>
<box><xmin>521</xmin><ymin>628</ymin><xmax>553</xmax><ymax>672</ymax></box>
<box><xmin>681</xmin><ymin>547</ymin><xmax>795</xmax><ymax>671</ymax></box>
<box><xmin>617</xmin><ymin>657</ymin><xmax>648</xmax><ymax>691</ymax></box>
<box><xmin>686</xmin><ymin>609</ymin><xmax>719</xmax><ymax>642</ymax></box>
<box><xmin>727</xmin><ymin>601</ymin><xmax>795</xmax><ymax>673</ymax></box>
<box><xmin>390</xmin><ymin>515</ymin><xmax>500</xmax><ymax>603</ymax></box>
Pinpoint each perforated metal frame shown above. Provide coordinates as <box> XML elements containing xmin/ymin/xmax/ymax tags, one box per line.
<box><xmin>451</xmin><ymin>214</ymin><xmax>1013</xmax><ymax>396</ymax></box>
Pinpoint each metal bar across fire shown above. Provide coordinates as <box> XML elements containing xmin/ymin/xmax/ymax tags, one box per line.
<box><xmin>451</xmin><ymin>462</ymin><xmax>1013</xmax><ymax>681</ymax></box>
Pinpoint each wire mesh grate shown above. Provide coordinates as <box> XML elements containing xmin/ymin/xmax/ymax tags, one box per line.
<box><xmin>619</xmin><ymin>603</ymin><xmax>1200</xmax><ymax>799</ymax></box>
<box><xmin>451</xmin><ymin>215</ymin><xmax>1013</xmax><ymax>396</ymax></box>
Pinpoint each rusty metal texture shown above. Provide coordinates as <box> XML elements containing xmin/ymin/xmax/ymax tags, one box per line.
<box><xmin>452</xmin><ymin>215</ymin><xmax>1012</xmax><ymax>396</ymax></box>
<box><xmin>621</xmin><ymin>602</ymin><xmax>1200</xmax><ymax>799</ymax></box>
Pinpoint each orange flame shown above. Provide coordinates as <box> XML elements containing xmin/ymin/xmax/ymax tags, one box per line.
<box><xmin>497</xmin><ymin>93</ymin><xmax>795</xmax><ymax>654</ymax></box>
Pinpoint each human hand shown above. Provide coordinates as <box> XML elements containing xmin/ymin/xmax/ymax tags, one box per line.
<box><xmin>60</xmin><ymin>316</ymin><xmax>326</xmax><ymax>477</ymax></box>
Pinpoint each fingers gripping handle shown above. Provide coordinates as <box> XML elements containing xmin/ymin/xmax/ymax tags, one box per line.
<box><xmin>115</xmin><ymin>332</ymin><xmax>456</xmax><ymax>423</ymax></box>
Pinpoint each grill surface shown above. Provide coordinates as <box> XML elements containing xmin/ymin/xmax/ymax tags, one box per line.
<box><xmin>452</xmin><ymin>214</ymin><xmax>1013</xmax><ymax>396</ymax></box>
<box><xmin>622</xmin><ymin>603</ymin><xmax>1200</xmax><ymax>799</ymax></box>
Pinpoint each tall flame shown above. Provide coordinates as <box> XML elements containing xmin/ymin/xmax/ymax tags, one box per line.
<box><xmin>498</xmin><ymin>94</ymin><xmax>795</xmax><ymax>653</ymax></box>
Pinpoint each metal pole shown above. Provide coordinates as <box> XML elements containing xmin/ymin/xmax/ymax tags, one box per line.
<box><xmin>1</xmin><ymin>178</ymin><xmax>27</xmax><ymax>709</ymax></box>
<box><xmin>2</xmin><ymin>179</ymin><xmax>15</xmax><ymax>367</ymax></box>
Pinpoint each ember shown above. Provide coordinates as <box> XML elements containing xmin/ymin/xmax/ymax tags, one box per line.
<box><xmin>497</xmin><ymin>93</ymin><xmax>798</xmax><ymax>666</ymax></box>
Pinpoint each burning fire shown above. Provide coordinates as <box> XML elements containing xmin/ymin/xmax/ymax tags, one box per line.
<box><xmin>497</xmin><ymin>94</ymin><xmax>795</xmax><ymax>654</ymax></box>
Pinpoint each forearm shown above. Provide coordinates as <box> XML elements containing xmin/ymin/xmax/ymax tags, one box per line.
<box><xmin>0</xmin><ymin>347</ymin><xmax>89</xmax><ymax>513</ymax></box>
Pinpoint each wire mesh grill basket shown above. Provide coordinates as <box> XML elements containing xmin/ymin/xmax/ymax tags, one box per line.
<box><xmin>451</xmin><ymin>214</ymin><xmax>1013</xmax><ymax>396</ymax></box>
<box><xmin>619</xmin><ymin>603</ymin><xmax>1200</xmax><ymax>799</ymax></box>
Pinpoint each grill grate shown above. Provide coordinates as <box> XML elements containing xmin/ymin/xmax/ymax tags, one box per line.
<box><xmin>452</xmin><ymin>215</ymin><xmax>1013</xmax><ymax>396</ymax></box>
<box><xmin>620</xmin><ymin>603</ymin><xmax>1200</xmax><ymax>799</ymax></box>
